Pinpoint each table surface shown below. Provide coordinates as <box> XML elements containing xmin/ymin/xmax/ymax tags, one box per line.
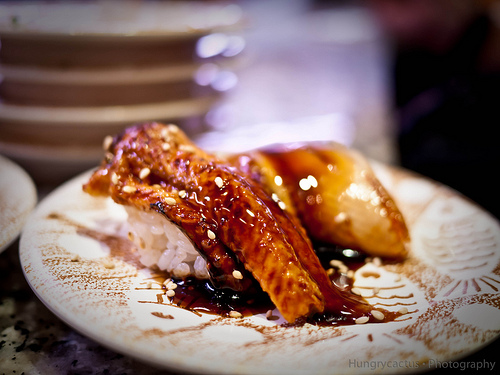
<box><xmin>1</xmin><ymin>1</ymin><xmax>498</xmax><ymax>374</ymax></box>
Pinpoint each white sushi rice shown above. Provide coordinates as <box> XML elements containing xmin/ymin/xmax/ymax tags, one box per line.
<box><xmin>125</xmin><ymin>206</ymin><xmax>209</xmax><ymax>279</ymax></box>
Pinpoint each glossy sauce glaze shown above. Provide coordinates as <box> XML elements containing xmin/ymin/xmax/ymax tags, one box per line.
<box><xmin>84</xmin><ymin>123</ymin><xmax>404</xmax><ymax>325</ymax></box>
<box><xmin>230</xmin><ymin>143</ymin><xmax>409</xmax><ymax>260</ymax></box>
<box><xmin>162</xmin><ymin>242</ymin><xmax>400</xmax><ymax>326</ymax></box>
<box><xmin>165</xmin><ymin>277</ymin><xmax>274</xmax><ymax>318</ymax></box>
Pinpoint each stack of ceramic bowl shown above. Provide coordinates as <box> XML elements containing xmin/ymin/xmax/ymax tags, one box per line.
<box><xmin>0</xmin><ymin>1</ymin><xmax>244</xmax><ymax>184</ymax></box>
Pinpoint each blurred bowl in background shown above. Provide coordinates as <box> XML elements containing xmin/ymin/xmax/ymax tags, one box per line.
<box><xmin>0</xmin><ymin>96</ymin><xmax>218</xmax><ymax>146</ymax></box>
<box><xmin>0</xmin><ymin>64</ymin><xmax>206</xmax><ymax>106</ymax></box>
<box><xmin>0</xmin><ymin>0</ymin><xmax>245</xmax><ymax>185</ymax></box>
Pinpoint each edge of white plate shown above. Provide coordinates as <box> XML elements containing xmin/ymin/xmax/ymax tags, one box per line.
<box><xmin>0</xmin><ymin>154</ymin><xmax>37</xmax><ymax>252</ymax></box>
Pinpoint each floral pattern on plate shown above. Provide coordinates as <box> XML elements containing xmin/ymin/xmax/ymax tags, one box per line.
<box><xmin>20</xmin><ymin>164</ymin><xmax>500</xmax><ymax>374</ymax></box>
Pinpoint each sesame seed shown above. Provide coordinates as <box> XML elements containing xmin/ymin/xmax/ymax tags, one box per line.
<box><xmin>278</xmin><ymin>201</ymin><xmax>286</xmax><ymax>210</ymax></box>
<box><xmin>163</xmin><ymin>278</ymin><xmax>172</xmax><ymax>286</ymax></box>
<box><xmin>122</xmin><ymin>185</ymin><xmax>137</xmax><ymax>193</ymax></box>
<box><xmin>232</xmin><ymin>270</ymin><xmax>243</xmax><ymax>279</ymax></box>
<box><xmin>145</xmin><ymin>281</ymin><xmax>152</xmax><ymax>289</ymax></box>
<box><xmin>178</xmin><ymin>190</ymin><xmax>187</xmax><ymax>198</ymax></box>
<box><xmin>214</xmin><ymin>176</ymin><xmax>224</xmax><ymax>188</ymax></box>
<box><xmin>166</xmin><ymin>290</ymin><xmax>175</xmax><ymax>297</ymax></box>
<box><xmin>326</xmin><ymin>268</ymin><xmax>335</xmax><ymax>276</ymax></box>
<box><xmin>103</xmin><ymin>260</ymin><xmax>115</xmax><ymax>269</ymax></box>
<box><xmin>372</xmin><ymin>287</ymin><xmax>380</xmax><ymax>295</ymax></box>
<box><xmin>334</xmin><ymin>212</ymin><xmax>347</xmax><ymax>223</ymax></box>
<box><xmin>179</xmin><ymin>144</ymin><xmax>196</xmax><ymax>153</ymax></box>
<box><xmin>139</xmin><ymin>167</ymin><xmax>150</xmax><ymax>179</ymax></box>
<box><xmin>167</xmin><ymin>124</ymin><xmax>179</xmax><ymax>133</ymax></box>
<box><xmin>355</xmin><ymin>316</ymin><xmax>369</xmax><ymax>324</ymax></box>
<box><xmin>207</xmin><ymin>229</ymin><xmax>216</xmax><ymax>240</ymax></box>
<box><xmin>161</xmin><ymin>128</ymin><xmax>170</xmax><ymax>139</ymax></box>
<box><xmin>165</xmin><ymin>197</ymin><xmax>176</xmax><ymax>205</ymax></box>
<box><xmin>161</xmin><ymin>143</ymin><xmax>171</xmax><ymax>151</ymax></box>
<box><xmin>371</xmin><ymin>310</ymin><xmax>385</xmax><ymax>320</ymax></box>
<box><xmin>372</xmin><ymin>257</ymin><xmax>382</xmax><ymax>267</ymax></box>
<box><xmin>229</xmin><ymin>311</ymin><xmax>243</xmax><ymax>319</ymax></box>
<box><xmin>398</xmin><ymin>307</ymin><xmax>409</xmax><ymax>315</ymax></box>
<box><xmin>266</xmin><ymin>310</ymin><xmax>273</xmax><ymax>319</ymax></box>
<box><xmin>329</xmin><ymin>259</ymin><xmax>345</xmax><ymax>268</ymax></box>
<box><xmin>351</xmin><ymin>287</ymin><xmax>362</xmax><ymax>296</ymax></box>
<box><xmin>102</xmin><ymin>135</ymin><xmax>113</xmax><ymax>151</ymax></box>
<box><xmin>70</xmin><ymin>254</ymin><xmax>80</xmax><ymax>262</ymax></box>
<box><xmin>338</xmin><ymin>266</ymin><xmax>348</xmax><ymax>274</ymax></box>
<box><xmin>166</xmin><ymin>281</ymin><xmax>178</xmax><ymax>290</ymax></box>
<box><xmin>111</xmin><ymin>173</ymin><xmax>119</xmax><ymax>185</ymax></box>
<box><xmin>104</xmin><ymin>152</ymin><xmax>114</xmax><ymax>162</ymax></box>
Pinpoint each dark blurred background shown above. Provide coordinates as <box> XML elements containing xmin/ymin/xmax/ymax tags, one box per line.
<box><xmin>366</xmin><ymin>0</ymin><xmax>500</xmax><ymax>219</ymax></box>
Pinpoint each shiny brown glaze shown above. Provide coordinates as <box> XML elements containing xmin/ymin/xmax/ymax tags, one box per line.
<box><xmin>230</xmin><ymin>143</ymin><xmax>410</xmax><ymax>259</ymax></box>
<box><xmin>164</xmin><ymin>246</ymin><xmax>400</xmax><ymax>326</ymax></box>
<box><xmin>84</xmin><ymin>123</ymin><xmax>400</xmax><ymax>324</ymax></box>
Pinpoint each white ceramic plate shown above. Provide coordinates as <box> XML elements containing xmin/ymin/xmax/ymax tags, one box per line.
<box><xmin>0</xmin><ymin>154</ymin><xmax>37</xmax><ymax>252</ymax></box>
<box><xmin>20</xmin><ymin>165</ymin><xmax>500</xmax><ymax>374</ymax></box>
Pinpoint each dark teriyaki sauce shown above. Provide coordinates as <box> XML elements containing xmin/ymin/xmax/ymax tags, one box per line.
<box><xmin>314</xmin><ymin>241</ymin><xmax>367</xmax><ymax>268</ymax></box>
<box><xmin>166</xmin><ymin>277</ymin><xmax>274</xmax><ymax>318</ymax></box>
<box><xmin>314</xmin><ymin>241</ymin><xmax>366</xmax><ymax>291</ymax></box>
<box><xmin>309</xmin><ymin>241</ymin><xmax>401</xmax><ymax>325</ymax></box>
<box><xmin>160</xmin><ymin>242</ymin><xmax>401</xmax><ymax>326</ymax></box>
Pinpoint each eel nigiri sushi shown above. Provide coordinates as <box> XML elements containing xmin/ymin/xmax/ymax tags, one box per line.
<box><xmin>229</xmin><ymin>142</ymin><xmax>410</xmax><ymax>259</ymax></box>
<box><xmin>83</xmin><ymin>122</ymin><xmax>402</xmax><ymax>324</ymax></box>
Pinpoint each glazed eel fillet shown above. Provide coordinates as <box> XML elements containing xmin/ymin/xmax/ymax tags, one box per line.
<box><xmin>229</xmin><ymin>143</ymin><xmax>410</xmax><ymax>259</ymax></box>
<box><xmin>84</xmin><ymin>122</ymin><xmax>396</xmax><ymax>323</ymax></box>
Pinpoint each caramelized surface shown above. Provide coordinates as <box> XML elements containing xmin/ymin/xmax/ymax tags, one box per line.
<box><xmin>84</xmin><ymin>123</ymin><xmax>356</xmax><ymax>322</ymax></box>
<box><xmin>84</xmin><ymin>123</ymin><xmax>403</xmax><ymax>324</ymax></box>
<box><xmin>230</xmin><ymin>143</ymin><xmax>410</xmax><ymax>259</ymax></box>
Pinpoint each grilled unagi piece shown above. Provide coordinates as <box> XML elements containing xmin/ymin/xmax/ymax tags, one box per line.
<box><xmin>229</xmin><ymin>142</ymin><xmax>409</xmax><ymax>259</ymax></box>
<box><xmin>84</xmin><ymin>122</ymin><xmax>383</xmax><ymax>323</ymax></box>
